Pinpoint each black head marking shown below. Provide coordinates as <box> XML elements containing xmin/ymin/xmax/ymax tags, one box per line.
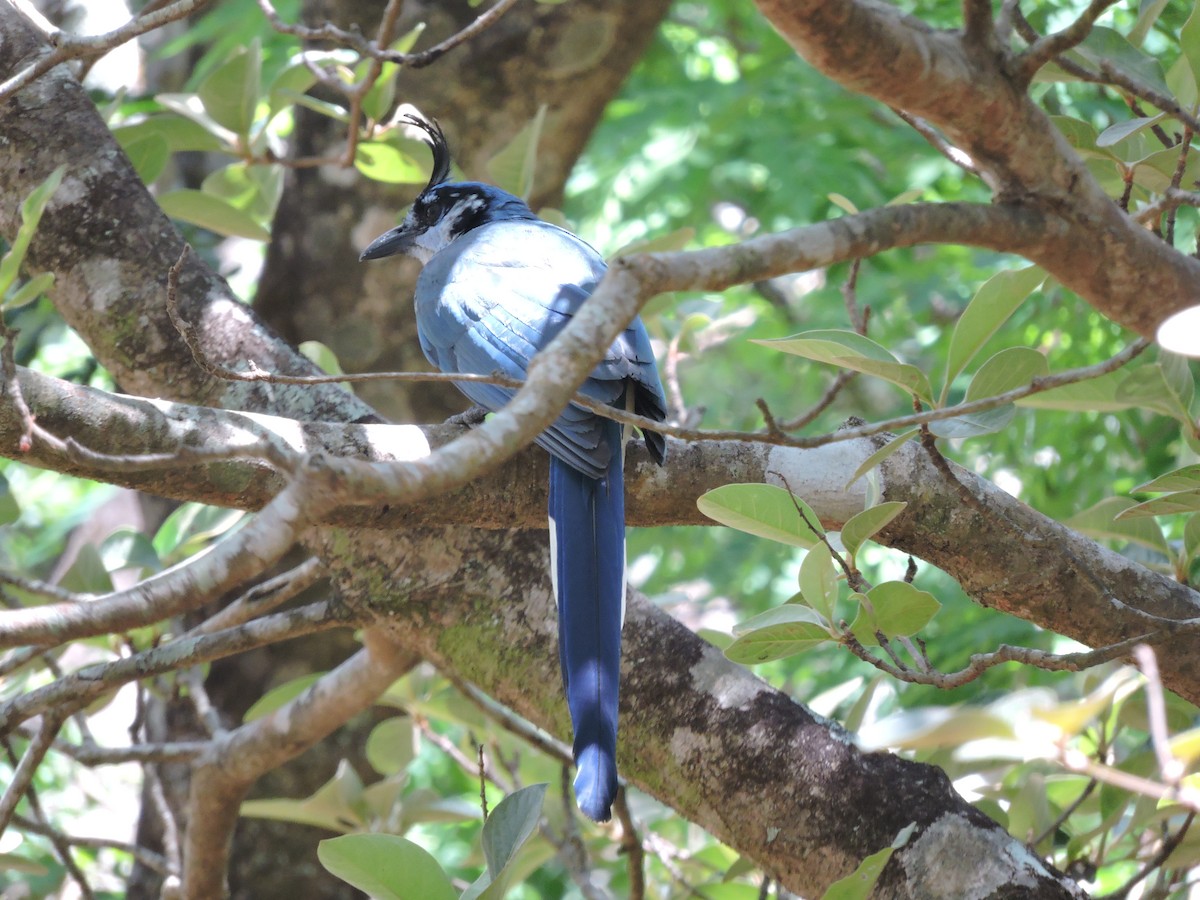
<box><xmin>398</xmin><ymin>113</ymin><xmax>452</xmax><ymax>195</ymax></box>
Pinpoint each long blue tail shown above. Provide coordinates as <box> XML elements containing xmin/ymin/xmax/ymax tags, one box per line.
<box><xmin>548</xmin><ymin>423</ymin><xmax>625</xmax><ymax>823</ymax></box>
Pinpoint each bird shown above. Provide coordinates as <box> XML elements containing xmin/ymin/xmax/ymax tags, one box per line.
<box><xmin>360</xmin><ymin>115</ymin><xmax>667</xmax><ymax>822</ymax></box>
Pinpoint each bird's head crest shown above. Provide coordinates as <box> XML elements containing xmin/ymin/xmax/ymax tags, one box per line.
<box><xmin>399</xmin><ymin>114</ymin><xmax>452</xmax><ymax>195</ymax></box>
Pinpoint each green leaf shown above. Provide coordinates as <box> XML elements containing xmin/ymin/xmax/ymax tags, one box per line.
<box><xmin>0</xmin><ymin>472</ymin><xmax>19</xmax><ymax>526</ymax></box>
<box><xmin>942</xmin><ymin>265</ymin><xmax>1044</xmax><ymax>400</ymax></box>
<box><xmin>967</xmin><ymin>347</ymin><xmax>1050</xmax><ymax>401</ymax></box>
<box><xmin>487</xmin><ymin>104</ymin><xmax>548</xmax><ymax>199</ymax></box>
<box><xmin>1116</xmin><ymin>490</ymin><xmax>1200</xmax><ymax>519</ymax></box>
<box><xmin>198</xmin><ymin>40</ymin><xmax>261</xmax><ymax>138</ymax></box>
<box><xmin>365</xmin><ymin>716</ymin><xmax>414</xmax><ymax>776</ymax></box>
<box><xmin>0</xmin><ymin>165</ymin><xmax>65</xmax><ymax>299</ymax></box>
<box><xmin>1134</xmin><ymin>464</ymin><xmax>1200</xmax><ymax>494</ymax></box>
<box><xmin>1067</xmin><ymin>26</ymin><xmax>1171</xmax><ymax>97</ymax></box>
<box><xmin>697</xmin><ymin>483</ymin><xmax>823</xmax><ymax>548</ymax></box>
<box><xmin>358</xmin><ymin>26</ymin><xmax>426</xmax><ymax>124</ymax></box>
<box><xmin>115</xmin><ymin>114</ymin><xmax>226</xmax><ymax>153</ymax></box>
<box><xmin>267</xmin><ymin>61</ymin><xmax>320</xmax><ymax>118</ymax></box>
<box><xmin>840</xmin><ymin>502</ymin><xmax>907</xmax><ymax>557</ymax></box>
<box><xmin>119</xmin><ymin>132</ymin><xmax>171</xmax><ymax>184</ymax></box>
<box><xmin>0</xmin><ymin>853</ymin><xmax>48</xmax><ymax>875</ymax></box>
<box><xmin>844</xmin><ymin>430</ymin><xmax>917</xmax><ymax>489</ymax></box>
<box><xmin>1016</xmin><ymin>368</ymin><xmax>1137</xmax><ymax>412</ymax></box>
<box><xmin>1115</xmin><ymin>364</ymin><xmax>1193</xmax><ymax>422</ymax></box>
<box><xmin>318</xmin><ymin>834</ymin><xmax>456</xmax><ymax>900</ymax></box>
<box><xmin>58</xmin><ymin>544</ymin><xmax>114</xmax><ymax>594</ymax></box>
<box><xmin>1185</xmin><ymin>514</ymin><xmax>1200</xmax><ymax>568</ymax></box>
<box><xmin>355</xmin><ymin>142</ymin><xmax>428</xmax><ymax>184</ymax></box>
<box><xmin>725</xmin><ymin>613</ymin><xmax>832</xmax><ymax>664</ymax></box>
<box><xmin>851</xmin><ymin>581</ymin><xmax>939</xmax><ymax>645</ymax></box>
<box><xmin>152</xmin><ymin>503</ymin><xmax>246</xmax><ymax>561</ymax></box>
<box><xmin>756</xmin><ymin>330</ymin><xmax>932</xmax><ymax>403</ymax></box>
<box><xmin>927</xmin><ymin>405</ymin><xmax>1017</xmax><ymax>439</ymax></box>
<box><xmin>462</xmin><ymin>784</ymin><xmax>547</xmax><ymax>900</ymax></box>
<box><xmin>242</xmin><ymin>759</ymin><xmax>365</xmax><ymax>832</ymax></box>
<box><xmin>299</xmin><ymin>340</ymin><xmax>346</xmax><ymax>377</ymax></box>
<box><xmin>857</xmin><ymin>706</ymin><xmax>1014</xmax><ymax>751</ymax></box>
<box><xmin>820</xmin><ymin>823</ymin><xmax>915</xmax><ymax>900</ymax></box>
<box><xmin>1183</xmin><ymin>0</ymin><xmax>1200</xmax><ymax>99</ymax></box>
<box><xmin>1130</xmin><ymin>0</ymin><xmax>1173</xmax><ymax>46</ymax></box>
<box><xmin>1066</xmin><ymin>497</ymin><xmax>1170</xmax><ymax>555</ymax></box>
<box><xmin>158</xmin><ymin>189</ymin><xmax>271</xmax><ymax>241</ymax></box>
<box><xmin>98</xmin><ymin>528</ymin><xmax>161</xmax><ymax>574</ymax></box>
<box><xmin>799</xmin><ymin>542</ymin><xmax>838</xmax><ymax>621</ymax></box>
<box><xmin>1096</xmin><ymin>114</ymin><xmax>1166</xmax><ymax>147</ymax></box>
<box><xmin>243</xmin><ymin>674</ymin><xmax>323</xmax><ymax>722</ymax></box>
<box><xmin>827</xmin><ymin>192</ymin><xmax>858</xmax><ymax>214</ymax></box>
<box><xmin>273</xmin><ymin>89</ymin><xmax>350</xmax><ymax>123</ymax></box>
<box><xmin>1161</xmin><ymin>351</ymin><xmax>1195</xmax><ymax>414</ymax></box>
<box><xmin>2</xmin><ymin>272</ymin><xmax>55</xmax><ymax>310</ymax></box>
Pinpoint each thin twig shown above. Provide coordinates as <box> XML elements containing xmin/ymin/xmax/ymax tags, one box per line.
<box><xmin>893</xmin><ymin>108</ymin><xmax>980</xmax><ymax>176</ymax></box>
<box><xmin>0</xmin><ymin>0</ymin><xmax>215</xmax><ymax>102</ymax></box>
<box><xmin>842</xmin><ymin>630</ymin><xmax>1166</xmax><ymax>690</ymax></box>
<box><xmin>0</xmin><ymin>711</ymin><xmax>63</xmax><ymax>833</ymax></box>
<box><xmin>12</xmin><ymin>812</ymin><xmax>170</xmax><ymax>874</ymax></box>
<box><xmin>1016</xmin><ymin>0</ymin><xmax>1120</xmax><ymax>84</ymax></box>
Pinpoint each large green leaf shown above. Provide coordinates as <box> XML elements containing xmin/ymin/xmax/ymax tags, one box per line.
<box><xmin>158</xmin><ymin>189</ymin><xmax>271</xmax><ymax>241</ymax></box>
<box><xmin>1134</xmin><ymin>464</ymin><xmax>1200</xmax><ymax>494</ymax></box>
<box><xmin>355</xmin><ymin>142</ymin><xmax>428</xmax><ymax>184</ymax></box>
<box><xmin>1115</xmin><ymin>364</ymin><xmax>1193</xmax><ymax>422</ymax></box>
<box><xmin>242</xmin><ymin>759</ymin><xmax>365</xmax><ymax>832</ymax></box>
<box><xmin>487</xmin><ymin>105</ymin><xmax>548</xmax><ymax>199</ymax></box>
<box><xmin>844</xmin><ymin>430</ymin><xmax>917</xmax><ymax>489</ymax></box>
<box><xmin>0</xmin><ymin>165</ymin><xmax>65</xmax><ymax>301</ymax></box>
<box><xmin>198</xmin><ymin>40</ymin><xmax>261</xmax><ymax>138</ymax></box>
<box><xmin>821</xmin><ymin>823</ymin><xmax>915</xmax><ymax>900</ymax></box>
<box><xmin>756</xmin><ymin>330</ymin><xmax>932</xmax><ymax>402</ymax></box>
<box><xmin>1016</xmin><ymin>368</ymin><xmax>1136</xmax><ymax>412</ymax></box>
<box><xmin>1115</xmin><ymin>490</ymin><xmax>1200</xmax><ymax>519</ymax></box>
<box><xmin>799</xmin><ymin>542</ymin><xmax>839</xmax><ymax>621</ymax></box>
<box><xmin>942</xmin><ymin>265</ymin><xmax>1044</xmax><ymax>400</ymax></box>
<box><xmin>967</xmin><ymin>347</ymin><xmax>1050</xmax><ymax>400</ymax></box>
<box><xmin>725</xmin><ymin>609</ymin><xmax>833</xmax><ymax>664</ymax></box>
<box><xmin>462</xmin><ymin>783</ymin><xmax>548</xmax><ymax>900</ymax></box>
<box><xmin>697</xmin><ymin>483</ymin><xmax>823</xmax><ymax>548</ymax></box>
<box><xmin>243</xmin><ymin>673</ymin><xmax>323</xmax><ymax>722</ymax></box>
<box><xmin>318</xmin><ymin>834</ymin><xmax>456</xmax><ymax>900</ymax></box>
<box><xmin>927</xmin><ymin>405</ymin><xmax>1017</xmax><ymax>439</ymax></box>
<box><xmin>850</xmin><ymin>581</ymin><xmax>940</xmax><ymax>645</ymax></box>
<box><xmin>840</xmin><ymin>502</ymin><xmax>907</xmax><ymax>557</ymax></box>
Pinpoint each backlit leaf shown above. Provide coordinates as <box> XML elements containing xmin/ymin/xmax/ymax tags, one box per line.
<box><xmin>318</xmin><ymin>834</ymin><xmax>455</xmax><ymax>900</ymax></box>
<box><xmin>757</xmin><ymin>330</ymin><xmax>932</xmax><ymax>402</ymax></box>
<box><xmin>840</xmin><ymin>502</ymin><xmax>907</xmax><ymax>557</ymax></box>
<box><xmin>698</xmin><ymin>483</ymin><xmax>823</xmax><ymax>547</ymax></box>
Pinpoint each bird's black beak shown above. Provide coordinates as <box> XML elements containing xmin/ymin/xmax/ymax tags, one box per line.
<box><xmin>360</xmin><ymin>225</ymin><xmax>415</xmax><ymax>261</ymax></box>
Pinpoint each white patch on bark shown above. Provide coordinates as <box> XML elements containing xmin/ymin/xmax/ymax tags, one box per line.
<box><xmin>900</xmin><ymin>812</ymin><xmax>1061</xmax><ymax>899</ymax></box>
<box><xmin>78</xmin><ymin>257</ymin><xmax>126</xmax><ymax>313</ymax></box>
<box><xmin>762</xmin><ymin>440</ymin><xmax>874</xmax><ymax>528</ymax></box>
<box><xmin>688</xmin><ymin>644</ymin><xmax>768</xmax><ymax>709</ymax></box>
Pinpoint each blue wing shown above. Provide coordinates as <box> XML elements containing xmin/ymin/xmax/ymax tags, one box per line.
<box><xmin>413</xmin><ymin>217</ymin><xmax>665</xmax><ymax>821</ymax></box>
<box><xmin>414</xmin><ymin>219</ymin><xmax>666</xmax><ymax>477</ymax></box>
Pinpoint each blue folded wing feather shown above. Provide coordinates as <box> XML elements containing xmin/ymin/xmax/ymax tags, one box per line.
<box><xmin>413</xmin><ymin>217</ymin><xmax>665</xmax><ymax>821</ymax></box>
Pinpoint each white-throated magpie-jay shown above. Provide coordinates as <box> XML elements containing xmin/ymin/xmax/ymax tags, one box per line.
<box><xmin>360</xmin><ymin>116</ymin><xmax>667</xmax><ymax>822</ymax></box>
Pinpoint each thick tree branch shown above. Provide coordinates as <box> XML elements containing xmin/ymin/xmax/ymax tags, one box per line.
<box><xmin>327</xmin><ymin>528</ymin><xmax>1084</xmax><ymax>898</ymax></box>
<box><xmin>753</xmin><ymin>0</ymin><xmax>1200</xmax><ymax>337</ymax></box>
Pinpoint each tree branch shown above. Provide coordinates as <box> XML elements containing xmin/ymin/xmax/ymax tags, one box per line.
<box><xmin>183</xmin><ymin>631</ymin><xmax>418</xmax><ymax>897</ymax></box>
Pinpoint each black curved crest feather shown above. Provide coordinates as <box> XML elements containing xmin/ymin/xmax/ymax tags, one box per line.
<box><xmin>399</xmin><ymin>114</ymin><xmax>452</xmax><ymax>194</ymax></box>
